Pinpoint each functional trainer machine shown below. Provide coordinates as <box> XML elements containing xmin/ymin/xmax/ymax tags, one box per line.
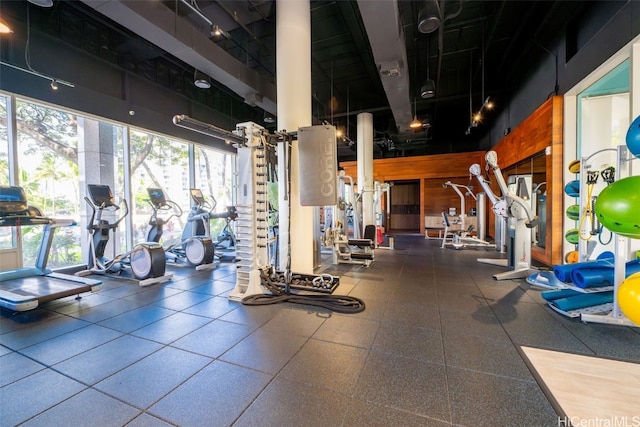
<box><xmin>0</xmin><ymin>186</ymin><xmax>102</xmax><ymax>311</ymax></box>
<box><xmin>146</xmin><ymin>188</ymin><xmax>216</xmax><ymax>270</ymax></box>
<box><xmin>440</xmin><ymin>181</ymin><xmax>492</xmax><ymax>250</ymax></box>
<box><xmin>78</xmin><ymin>184</ymin><xmax>172</xmax><ymax>286</ymax></box>
<box><xmin>469</xmin><ymin>151</ymin><xmax>538</xmax><ymax>280</ymax></box>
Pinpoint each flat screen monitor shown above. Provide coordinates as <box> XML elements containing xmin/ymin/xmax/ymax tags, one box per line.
<box><xmin>147</xmin><ymin>188</ymin><xmax>166</xmax><ymax>206</ymax></box>
<box><xmin>87</xmin><ymin>184</ymin><xmax>115</xmax><ymax>207</ymax></box>
<box><xmin>190</xmin><ymin>188</ymin><xmax>205</xmax><ymax>205</ymax></box>
<box><xmin>0</xmin><ymin>186</ymin><xmax>28</xmax><ymax>214</ymax></box>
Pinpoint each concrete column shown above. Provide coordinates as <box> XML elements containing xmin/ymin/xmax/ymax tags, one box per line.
<box><xmin>276</xmin><ymin>0</ymin><xmax>314</xmax><ymax>273</ymax></box>
<box><xmin>357</xmin><ymin>112</ymin><xmax>374</xmax><ymax>235</ymax></box>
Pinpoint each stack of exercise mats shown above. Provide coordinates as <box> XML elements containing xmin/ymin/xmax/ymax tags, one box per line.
<box><xmin>542</xmin><ymin>255</ymin><xmax>640</xmax><ymax>318</ymax></box>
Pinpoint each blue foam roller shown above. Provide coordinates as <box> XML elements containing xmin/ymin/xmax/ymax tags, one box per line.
<box><xmin>541</xmin><ymin>289</ymin><xmax>581</xmax><ymax>301</ymax></box>
<box><xmin>553</xmin><ymin>258</ymin><xmax>614</xmax><ymax>283</ymax></box>
<box><xmin>551</xmin><ymin>291</ymin><xmax>614</xmax><ymax>311</ymax></box>
<box><xmin>571</xmin><ymin>259</ymin><xmax>640</xmax><ymax>289</ymax></box>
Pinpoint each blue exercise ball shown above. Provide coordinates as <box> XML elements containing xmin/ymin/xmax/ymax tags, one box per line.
<box><xmin>627</xmin><ymin>115</ymin><xmax>640</xmax><ymax>158</ymax></box>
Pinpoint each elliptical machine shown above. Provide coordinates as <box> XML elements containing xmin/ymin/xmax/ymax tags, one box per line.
<box><xmin>78</xmin><ymin>184</ymin><xmax>172</xmax><ymax>286</ymax></box>
<box><xmin>146</xmin><ymin>188</ymin><xmax>216</xmax><ymax>270</ymax></box>
<box><xmin>187</xmin><ymin>188</ymin><xmax>237</xmax><ymax>260</ymax></box>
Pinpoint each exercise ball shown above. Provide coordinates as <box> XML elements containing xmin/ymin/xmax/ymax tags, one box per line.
<box><xmin>595</xmin><ymin>175</ymin><xmax>640</xmax><ymax>239</ymax></box>
<box><xmin>627</xmin><ymin>115</ymin><xmax>640</xmax><ymax>158</ymax></box>
<box><xmin>618</xmin><ymin>272</ymin><xmax>640</xmax><ymax>326</ymax></box>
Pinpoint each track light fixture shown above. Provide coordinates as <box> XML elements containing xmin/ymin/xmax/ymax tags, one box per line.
<box><xmin>420</xmin><ymin>79</ymin><xmax>435</xmax><ymax>99</ymax></box>
<box><xmin>50</xmin><ymin>79</ymin><xmax>58</xmax><ymax>90</ymax></box>
<box><xmin>27</xmin><ymin>0</ymin><xmax>53</xmax><ymax>7</ymax></box>
<box><xmin>417</xmin><ymin>0</ymin><xmax>441</xmax><ymax>34</ymax></box>
<box><xmin>173</xmin><ymin>114</ymin><xmax>244</xmax><ymax>145</ymax></box>
<box><xmin>193</xmin><ymin>69</ymin><xmax>211</xmax><ymax>89</ymax></box>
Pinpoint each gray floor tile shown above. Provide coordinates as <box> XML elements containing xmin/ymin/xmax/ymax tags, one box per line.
<box><xmin>343</xmin><ymin>398</ymin><xmax>452</xmax><ymax>426</ymax></box>
<box><xmin>219</xmin><ymin>327</ymin><xmax>308</xmax><ymax>374</ymax></box>
<box><xmin>0</xmin><ymin>352</ymin><xmax>47</xmax><ymax>387</ymax></box>
<box><xmin>121</xmin><ymin>285</ymin><xmax>184</xmax><ymax>305</ymax></box>
<box><xmin>149</xmin><ymin>360</ymin><xmax>272</xmax><ymax>427</ymax></box>
<box><xmin>218</xmin><ymin>303</ymin><xmax>282</xmax><ymax>328</ymax></box>
<box><xmin>95</xmin><ymin>346</ymin><xmax>211</xmax><ymax>409</ymax></box>
<box><xmin>312</xmin><ymin>314</ymin><xmax>380</xmax><ymax>348</ymax></box>
<box><xmin>354</xmin><ymin>352</ymin><xmax>449</xmax><ymax>420</ymax></box>
<box><xmin>0</xmin><ymin>314</ymin><xmax>90</xmax><ymax>350</ymax></box>
<box><xmin>278</xmin><ymin>339</ymin><xmax>368</xmax><ymax>393</ymax></box>
<box><xmin>447</xmin><ymin>366</ymin><xmax>557</xmax><ymax>426</ymax></box>
<box><xmin>560</xmin><ymin>321</ymin><xmax>640</xmax><ymax>361</ymax></box>
<box><xmin>21</xmin><ymin>388</ymin><xmax>140</xmax><ymax>427</ymax></box>
<box><xmin>234</xmin><ymin>377</ymin><xmax>351</xmax><ymax>427</ymax></box>
<box><xmin>443</xmin><ymin>332</ymin><xmax>533</xmax><ymax>379</ymax></box>
<box><xmin>0</xmin><ymin>369</ymin><xmax>85</xmax><ymax>426</ymax></box>
<box><xmin>20</xmin><ymin>324</ymin><xmax>122</xmax><ymax>365</ymax></box>
<box><xmin>97</xmin><ymin>305</ymin><xmax>176</xmax><ymax>333</ymax></box>
<box><xmin>182</xmin><ymin>295</ymin><xmax>240</xmax><ymax>318</ymax></box>
<box><xmin>66</xmin><ymin>298</ymin><xmax>144</xmax><ymax>323</ymax></box>
<box><xmin>45</xmin><ymin>292</ymin><xmax>116</xmax><ymax>315</ymax></box>
<box><xmin>150</xmin><ymin>290</ymin><xmax>213</xmax><ymax>311</ymax></box>
<box><xmin>372</xmin><ymin>321</ymin><xmax>445</xmax><ymax>364</ymax></box>
<box><xmin>439</xmin><ymin>309</ymin><xmax>510</xmax><ymax>341</ymax></box>
<box><xmin>383</xmin><ymin>301</ymin><xmax>440</xmax><ymax>328</ymax></box>
<box><xmin>130</xmin><ymin>311</ymin><xmax>212</xmax><ymax>344</ymax></box>
<box><xmin>125</xmin><ymin>413</ymin><xmax>174</xmax><ymax>427</ymax></box>
<box><xmin>436</xmin><ymin>292</ymin><xmax>491</xmax><ymax>315</ymax></box>
<box><xmin>191</xmin><ymin>279</ymin><xmax>237</xmax><ymax>296</ymax></box>
<box><xmin>171</xmin><ymin>319</ymin><xmax>252</xmax><ymax>358</ymax></box>
<box><xmin>53</xmin><ymin>335</ymin><xmax>163</xmax><ymax>385</ymax></box>
<box><xmin>344</xmin><ymin>296</ymin><xmax>388</xmax><ymax>321</ymax></box>
<box><xmin>477</xmin><ymin>283</ymin><xmax>539</xmax><ymax>305</ymax></box>
<box><xmin>260</xmin><ymin>306</ymin><xmax>327</xmax><ymax>338</ymax></box>
<box><xmin>0</xmin><ymin>345</ymin><xmax>10</xmax><ymax>356</ymax></box>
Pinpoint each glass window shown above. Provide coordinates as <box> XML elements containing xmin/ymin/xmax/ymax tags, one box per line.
<box><xmin>194</xmin><ymin>145</ymin><xmax>235</xmax><ymax>239</ymax></box>
<box><xmin>129</xmin><ymin>129</ymin><xmax>190</xmax><ymax>245</ymax></box>
<box><xmin>0</xmin><ymin>94</ymin><xmax>13</xmax><ymax>249</ymax></box>
<box><xmin>16</xmin><ymin>99</ymin><xmax>81</xmax><ymax>268</ymax></box>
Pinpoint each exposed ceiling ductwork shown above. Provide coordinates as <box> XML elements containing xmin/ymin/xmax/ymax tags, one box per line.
<box><xmin>80</xmin><ymin>0</ymin><xmax>277</xmax><ymax>116</ymax></box>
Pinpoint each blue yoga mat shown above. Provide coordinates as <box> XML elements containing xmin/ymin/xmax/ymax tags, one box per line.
<box><xmin>571</xmin><ymin>259</ymin><xmax>640</xmax><ymax>288</ymax></box>
<box><xmin>553</xmin><ymin>258</ymin><xmax>614</xmax><ymax>283</ymax></box>
<box><xmin>541</xmin><ymin>289</ymin><xmax>581</xmax><ymax>302</ymax></box>
<box><xmin>550</xmin><ymin>291</ymin><xmax>614</xmax><ymax>311</ymax></box>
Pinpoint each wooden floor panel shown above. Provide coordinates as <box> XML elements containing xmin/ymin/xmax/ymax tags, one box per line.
<box><xmin>520</xmin><ymin>346</ymin><xmax>640</xmax><ymax>423</ymax></box>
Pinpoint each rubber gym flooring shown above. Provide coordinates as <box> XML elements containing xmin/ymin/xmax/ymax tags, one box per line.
<box><xmin>1</xmin><ymin>234</ymin><xmax>639</xmax><ymax>426</ymax></box>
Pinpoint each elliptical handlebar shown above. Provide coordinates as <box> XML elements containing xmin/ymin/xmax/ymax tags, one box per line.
<box><xmin>148</xmin><ymin>198</ymin><xmax>183</xmax><ymax>224</ymax></box>
<box><xmin>84</xmin><ymin>195</ymin><xmax>128</xmax><ymax>230</ymax></box>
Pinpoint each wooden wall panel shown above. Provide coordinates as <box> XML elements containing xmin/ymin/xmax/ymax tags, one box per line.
<box><xmin>340</xmin><ymin>151</ymin><xmax>485</xmax><ymax>232</ymax></box>
<box><xmin>338</xmin><ymin>97</ymin><xmax>563</xmax><ymax>266</ymax></box>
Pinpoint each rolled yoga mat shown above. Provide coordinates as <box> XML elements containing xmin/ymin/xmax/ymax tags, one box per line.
<box><xmin>553</xmin><ymin>258</ymin><xmax>614</xmax><ymax>283</ymax></box>
<box><xmin>541</xmin><ymin>289</ymin><xmax>582</xmax><ymax>302</ymax></box>
<box><xmin>571</xmin><ymin>259</ymin><xmax>640</xmax><ymax>289</ymax></box>
<box><xmin>550</xmin><ymin>291</ymin><xmax>614</xmax><ymax>312</ymax></box>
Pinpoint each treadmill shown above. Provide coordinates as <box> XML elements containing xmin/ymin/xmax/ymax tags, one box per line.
<box><xmin>0</xmin><ymin>186</ymin><xmax>102</xmax><ymax>311</ymax></box>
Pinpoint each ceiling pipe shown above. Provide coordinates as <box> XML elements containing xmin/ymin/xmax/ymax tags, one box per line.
<box><xmin>435</xmin><ymin>0</ymin><xmax>463</xmax><ymax>95</ymax></box>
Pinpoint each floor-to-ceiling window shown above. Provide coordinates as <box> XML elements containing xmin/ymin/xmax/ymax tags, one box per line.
<box><xmin>194</xmin><ymin>145</ymin><xmax>235</xmax><ymax>239</ymax></box>
<box><xmin>0</xmin><ymin>94</ymin><xmax>13</xmax><ymax>251</ymax></box>
<box><xmin>129</xmin><ymin>129</ymin><xmax>190</xmax><ymax>244</ymax></box>
<box><xmin>15</xmin><ymin>99</ymin><xmax>81</xmax><ymax>268</ymax></box>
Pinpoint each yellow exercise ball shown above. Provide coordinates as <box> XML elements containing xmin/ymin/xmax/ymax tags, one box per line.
<box><xmin>618</xmin><ymin>272</ymin><xmax>640</xmax><ymax>326</ymax></box>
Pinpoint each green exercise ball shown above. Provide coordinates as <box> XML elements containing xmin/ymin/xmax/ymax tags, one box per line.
<box><xmin>595</xmin><ymin>176</ymin><xmax>640</xmax><ymax>239</ymax></box>
<box><xmin>627</xmin><ymin>115</ymin><xmax>640</xmax><ymax>158</ymax></box>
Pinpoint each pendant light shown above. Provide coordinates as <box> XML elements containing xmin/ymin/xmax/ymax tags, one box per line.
<box><xmin>420</xmin><ymin>36</ymin><xmax>435</xmax><ymax>99</ymax></box>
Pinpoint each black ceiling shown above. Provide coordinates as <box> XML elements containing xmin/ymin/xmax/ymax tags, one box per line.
<box><xmin>4</xmin><ymin>1</ymin><xmax>593</xmax><ymax>161</ymax></box>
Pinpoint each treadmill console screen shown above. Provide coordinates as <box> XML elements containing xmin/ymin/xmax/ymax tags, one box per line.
<box><xmin>0</xmin><ymin>186</ymin><xmax>28</xmax><ymax>215</ymax></box>
<box><xmin>147</xmin><ymin>188</ymin><xmax>166</xmax><ymax>206</ymax></box>
<box><xmin>190</xmin><ymin>188</ymin><xmax>205</xmax><ymax>205</ymax></box>
<box><xmin>87</xmin><ymin>184</ymin><xmax>116</xmax><ymax>207</ymax></box>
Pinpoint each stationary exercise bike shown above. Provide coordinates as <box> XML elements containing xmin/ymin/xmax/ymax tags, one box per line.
<box><xmin>79</xmin><ymin>184</ymin><xmax>171</xmax><ymax>286</ymax></box>
<box><xmin>146</xmin><ymin>188</ymin><xmax>215</xmax><ymax>269</ymax></box>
